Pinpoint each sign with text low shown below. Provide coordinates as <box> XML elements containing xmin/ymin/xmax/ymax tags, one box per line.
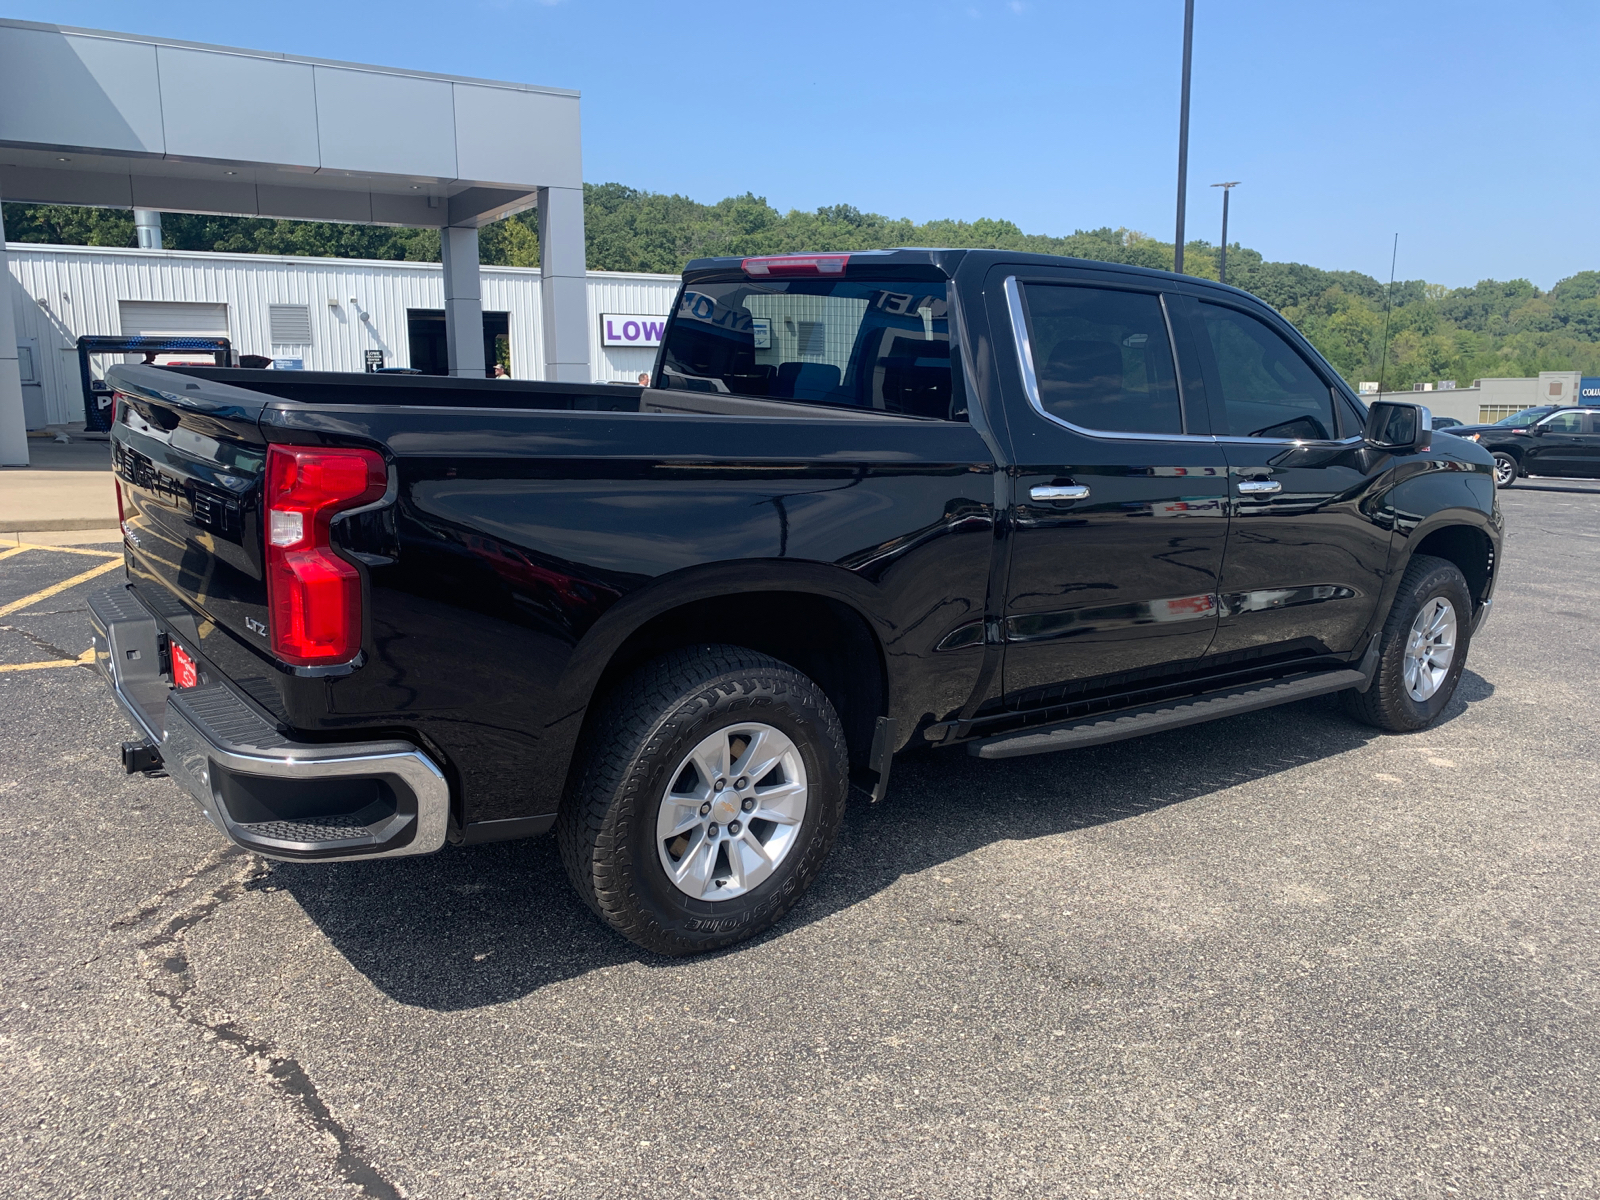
<box><xmin>601</xmin><ymin>314</ymin><xmax>668</xmax><ymax>348</ymax></box>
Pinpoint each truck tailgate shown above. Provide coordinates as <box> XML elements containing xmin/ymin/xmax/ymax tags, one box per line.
<box><xmin>108</xmin><ymin>366</ymin><xmax>276</xmax><ymax>672</ymax></box>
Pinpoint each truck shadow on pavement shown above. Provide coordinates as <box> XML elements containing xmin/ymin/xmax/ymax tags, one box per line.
<box><xmin>266</xmin><ymin>674</ymin><xmax>1493</xmax><ymax>1010</ymax></box>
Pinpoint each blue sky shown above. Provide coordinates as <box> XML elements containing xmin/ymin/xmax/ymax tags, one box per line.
<box><xmin>7</xmin><ymin>0</ymin><xmax>1597</xmax><ymax>289</ymax></box>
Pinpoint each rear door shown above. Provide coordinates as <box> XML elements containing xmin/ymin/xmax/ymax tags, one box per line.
<box><xmin>990</xmin><ymin>269</ymin><xmax>1230</xmax><ymax>706</ymax></box>
<box><xmin>1177</xmin><ymin>296</ymin><xmax>1391</xmax><ymax>661</ymax></box>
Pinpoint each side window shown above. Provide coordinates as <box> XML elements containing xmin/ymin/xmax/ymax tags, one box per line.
<box><xmin>1542</xmin><ymin>412</ymin><xmax>1584</xmax><ymax>434</ymax></box>
<box><xmin>1020</xmin><ymin>283</ymin><xmax>1182</xmax><ymax>435</ymax></box>
<box><xmin>1198</xmin><ymin>303</ymin><xmax>1337</xmax><ymax>440</ymax></box>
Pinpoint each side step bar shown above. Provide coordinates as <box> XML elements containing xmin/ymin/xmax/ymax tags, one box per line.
<box><xmin>967</xmin><ymin>668</ymin><xmax>1366</xmax><ymax>760</ymax></box>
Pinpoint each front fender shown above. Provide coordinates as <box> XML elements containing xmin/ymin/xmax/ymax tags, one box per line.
<box><xmin>1368</xmin><ymin>452</ymin><xmax>1502</xmax><ymax>634</ymax></box>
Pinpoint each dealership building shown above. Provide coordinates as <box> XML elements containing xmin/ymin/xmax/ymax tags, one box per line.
<box><xmin>6</xmin><ymin>241</ymin><xmax>678</xmax><ymax>428</ymax></box>
<box><xmin>0</xmin><ymin>18</ymin><xmax>602</xmax><ymax>463</ymax></box>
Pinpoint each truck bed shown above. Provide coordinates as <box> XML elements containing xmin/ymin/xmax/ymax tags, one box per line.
<box><xmin>103</xmin><ymin>361</ymin><xmax>998</xmax><ymax>842</ymax></box>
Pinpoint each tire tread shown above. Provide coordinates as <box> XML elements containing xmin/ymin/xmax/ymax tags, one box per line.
<box><xmin>1343</xmin><ymin>554</ymin><xmax>1471</xmax><ymax>732</ymax></box>
<box><xmin>558</xmin><ymin>644</ymin><xmax>847</xmax><ymax>956</ymax></box>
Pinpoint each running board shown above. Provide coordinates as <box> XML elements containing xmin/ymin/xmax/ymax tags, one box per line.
<box><xmin>967</xmin><ymin>669</ymin><xmax>1366</xmax><ymax>760</ymax></box>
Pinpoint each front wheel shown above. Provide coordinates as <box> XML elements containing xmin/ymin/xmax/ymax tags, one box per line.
<box><xmin>1343</xmin><ymin>555</ymin><xmax>1473</xmax><ymax>732</ymax></box>
<box><xmin>1491</xmin><ymin>452</ymin><xmax>1519</xmax><ymax>488</ymax></box>
<box><xmin>558</xmin><ymin>644</ymin><xmax>849</xmax><ymax>956</ymax></box>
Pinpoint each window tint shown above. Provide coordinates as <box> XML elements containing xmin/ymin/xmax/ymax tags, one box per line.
<box><xmin>1542</xmin><ymin>411</ymin><xmax>1584</xmax><ymax>433</ymax></box>
<box><xmin>1199</xmin><ymin>303</ymin><xmax>1337</xmax><ymax>440</ymax></box>
<box><xmin>1020</xmin><ymin>284</ymin><xmax>1182</xmax><ymax>434</ymax></box>
<box><xmin>659</xmin><ymin>279</ymin><xmax>962</xmax><ymax>419</ymax></box>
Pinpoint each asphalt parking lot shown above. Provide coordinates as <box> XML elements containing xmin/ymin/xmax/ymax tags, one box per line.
<box><xmin>3</xmin><ymin>479</ymin><xmax>1598</xmax><ymax>1200</ymax></box>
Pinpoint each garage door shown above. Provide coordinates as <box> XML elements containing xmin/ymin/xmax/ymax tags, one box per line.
<box><xmin>117</xmin><ymin>300</ymin><xmax>230</xmax><ymax>338</ymax></box>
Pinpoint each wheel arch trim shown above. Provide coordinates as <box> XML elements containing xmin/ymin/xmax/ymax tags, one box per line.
<box><xmin>550</xmin><ymin>560</ymin><xmax>897</xmax><ymax>754</ymax></box>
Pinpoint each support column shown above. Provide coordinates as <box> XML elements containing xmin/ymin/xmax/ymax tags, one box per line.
<box><xmin>134</xmin><ymin>209</ymin><xmax>163</xmax><ymax>250</ymax></box>
<box><xmin>441</xmin><ymin>226</ymin><xmax>486</xmax><ymax>378</ymax></box>
<box><xmin>537</xmin><ymin>186</ymin><xmax>591</xmax><ymax>383</ymax></box>
<box><xmin>0</xmin><ymin>198</ymin><xmax>30</xmax><ymax>466</ymax></box>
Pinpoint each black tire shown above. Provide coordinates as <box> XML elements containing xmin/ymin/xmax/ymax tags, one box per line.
<box><xmin>1342</xmin><ymin>555</ymin><xmax>1473</xmax><ymax>732</ymax></box>
<box><xmin>558</xmin><ymin>644</ymin><xmax>849</xmax><ymax>956</ymax></box>
<box><xmin>1491</xmin><ymin>452</ymin><xmax>1519</xmax><ymax>488</ymax></box>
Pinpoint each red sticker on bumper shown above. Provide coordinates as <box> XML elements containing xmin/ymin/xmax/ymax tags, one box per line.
<box><xmin>171</xmin><ymin>642</ymin><xmax>198</xmax><ymax>689</ymax></box>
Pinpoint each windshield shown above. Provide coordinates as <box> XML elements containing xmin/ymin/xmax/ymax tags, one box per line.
<box><xmin>1495</xmin><ymin>406</ymin><xmax>1556</xmax><ymax>425</ymax></box>
<box><xmin>659</xmin><ymin>279</ymin><xmax>962</xmax><ymax>419</ymax></box>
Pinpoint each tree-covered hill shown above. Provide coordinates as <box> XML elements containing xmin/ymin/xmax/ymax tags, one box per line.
<box><xmin>7</xmin><ymin>185</ymin><xmax>1599</xmax><ymax>392</ymax></box>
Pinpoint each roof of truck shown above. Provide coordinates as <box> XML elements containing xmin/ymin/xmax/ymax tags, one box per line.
<box><xmin>681</xmin><ymin>247</ymin><xmax>1263</xmax><ymax>304</ymax></box>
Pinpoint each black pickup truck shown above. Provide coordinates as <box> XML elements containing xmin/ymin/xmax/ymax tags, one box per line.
<box><xmin>91</xmin><ymin>249</ymin><xmax>1502</xmax><ymax>955</ymax></box>
<box><xmin>1439</xmin><ymin>405</ymin><xmax>1600</xmax><ymax>487</ymax></box>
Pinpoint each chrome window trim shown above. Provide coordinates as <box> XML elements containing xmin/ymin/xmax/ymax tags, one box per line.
<box><xmin>1001</xmin><ymin>275</ymin><xmax>1356</xmax><ymax>449</ymax></box>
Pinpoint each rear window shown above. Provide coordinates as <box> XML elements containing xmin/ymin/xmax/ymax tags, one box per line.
<box><xmin>659</xmin><ymin>280</ymin><xmax>964</xmax><ymax>419</ymax></box>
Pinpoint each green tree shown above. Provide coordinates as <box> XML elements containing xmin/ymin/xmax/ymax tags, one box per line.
<box><xmin>8</xmin><ymin>189</ymin><xmax>1600</xmax><ymax>392</ymax></box>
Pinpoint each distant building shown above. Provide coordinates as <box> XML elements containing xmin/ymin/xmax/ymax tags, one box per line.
<box><xmin>1366</xmin><ymin>372</ymin><xmax>1584</xmax><ymax>424</ymax></box>
<box><xmin>6</xmin><ymin>242</ymin><xmax>679</xmax><ymax>428</ymax></box>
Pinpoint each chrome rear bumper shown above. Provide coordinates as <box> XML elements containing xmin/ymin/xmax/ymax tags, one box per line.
<box><xmin>89</xmin><ymin>586</ymin><xmax>448</xmax><ymax>862</ymax></box>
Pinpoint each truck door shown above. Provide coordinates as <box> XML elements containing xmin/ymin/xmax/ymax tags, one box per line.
<box><xmin>1523</xmin><ymin>409</ymin><xmax>1589</xmax><ymax>477</ymax></box>
<box><xmin>1175</xmin><ymin>295</ymin><xmax>1392</xmax><ymax>661</ymax></box>
<box><xmin>989</xmin><ymin>270</ymin><xmax>1229</xmax><ymax>706</ymax></box>
<box><xmin>1577</xmin><ymin>411</ymin><xmax>1600</xmax><ymax>477</ymax></box>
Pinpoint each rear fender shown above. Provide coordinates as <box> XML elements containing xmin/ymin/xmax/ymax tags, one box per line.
<box><xmin>558</xmin><ymin>558</ymin><xmax>892</xmax><ymax>703</ymax></box>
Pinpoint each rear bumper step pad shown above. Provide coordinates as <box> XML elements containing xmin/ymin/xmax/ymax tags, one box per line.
<box><xmin>968</xmin><ymin>669</ymin><xmax>1366</xmax><ymax>760</ymax></box>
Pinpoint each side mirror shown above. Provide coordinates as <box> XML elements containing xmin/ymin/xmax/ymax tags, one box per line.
<box><xmin>1529</xmin><ymin>422</ymin><xmax>1547</xmax><ymax>436</ymax></box>
<box><xmin>1364</xmin><ymin>401</ymin><xmax>1432</xmax><ymax>452</ymax></box>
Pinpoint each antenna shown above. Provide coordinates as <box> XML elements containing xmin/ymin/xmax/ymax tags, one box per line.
<box><xmin>1377</xmin><ymin>233</ymin><xmax>1399</xmax><ymax>395</ymax></box>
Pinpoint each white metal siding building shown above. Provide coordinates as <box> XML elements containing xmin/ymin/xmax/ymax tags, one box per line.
<box><xmin>7</xmin><ymin>242</ymin><xmax>680</xmax><ymax>427</ymax></box>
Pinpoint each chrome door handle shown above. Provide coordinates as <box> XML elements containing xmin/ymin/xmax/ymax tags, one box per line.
<box><xmin>1030</xmin><ymin>484</ymin><xmax>1090</xmax><ymax>502</ymax></box>
<box><xmin>1237</xmin><ymin>479</ymin><xmax>1281</xmax><ymax>494</ymax></box>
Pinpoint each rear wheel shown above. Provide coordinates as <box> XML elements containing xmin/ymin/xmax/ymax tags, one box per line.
<box><xmin>558</xmin><ymin>644</ymin><xmax>848</xmax><ymax>956</ymax></box>
<box><xmin>1491</xmin><ymin>452</ymin><xmax>1519</xmax><ymax>488</ymax></box>
<box><xmin>1343</xmin><ymin>555</ymin><xmax>1472</xmax><ymax>732</ymax></box>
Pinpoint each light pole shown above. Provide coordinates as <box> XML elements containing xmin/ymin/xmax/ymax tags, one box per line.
<box><xmin>1210</xmin><ymin>181</ymin><xmax>1239</xmax><ymax>284</ymax></box>
<box><xmin>1173</xmin><ymin>0</ymin><xmax>1195</xmax><ymax>276</ymax></box>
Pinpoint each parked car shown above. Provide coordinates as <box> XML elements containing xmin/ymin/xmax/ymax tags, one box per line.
<box><xmin>1440</xmin><ymin>406</ymin><xmax>1600</xmax><ymax>486</ymax></box>
<box><xmin>1431</xmin><ymin>415</ymin><xmax>1463</xmax><ymax>429</ymax></box>
<box><xmin>1435</xmin><ymin>405</ymin><xmax>1559</xmax><ymax>437</ymax></box>
<box><xmin>91</xmin><ymin>249</ymin><xmax>1503</xmax><ymax>955</ymax></box>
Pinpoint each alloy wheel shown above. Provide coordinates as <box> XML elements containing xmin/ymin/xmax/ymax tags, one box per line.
<box><xmin>655</xmin><ymin>723</ymin><xmax>808</xmax><ymax>902</ymax></box>
<box><xmin>1403</xmin><ymin>597</ymin><xmax>1457</xmax><ymax>702</ymax></box>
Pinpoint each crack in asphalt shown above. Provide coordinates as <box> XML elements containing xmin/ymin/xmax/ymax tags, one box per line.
<box><xmin>0</xmin><ymin>622</ymin><xmax>82</xmax><ymax>662</ymax></box>
<box><xmin>111</xmin><ymin>844</ymin><xmax>243</xmax><ymax>929</ymax></box>
<box><xmin>134</xmin><ymin>853</ymin><xmax>403</xmax><ymax>1200</ymax></box>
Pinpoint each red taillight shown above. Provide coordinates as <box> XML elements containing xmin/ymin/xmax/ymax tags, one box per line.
<box><xmin>171</xmin><ymin>642</ymin><xmax>198</xmax><ymax>689</ymax></box>
<box><xmin>264</xmin><ymin>444</ymin><xmax>386</xmax><ymax>666</ymax></box>
<box><xmin>741</xmin><ymin>254</ymin><xmax>850</xmax><ymax>278</ymax></box>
